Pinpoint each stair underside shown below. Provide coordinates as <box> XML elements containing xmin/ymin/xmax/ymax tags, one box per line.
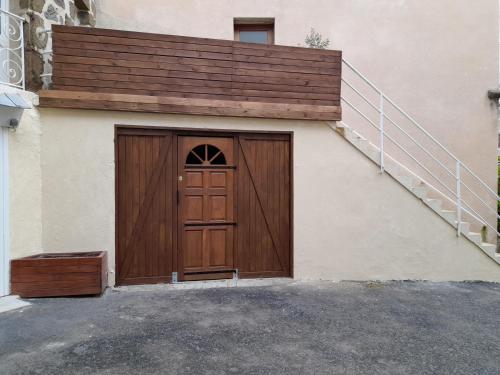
<box><xmin>331</xmin><ymin>122</ymin><xmax>500</xmax><ymax>264</ymax></box>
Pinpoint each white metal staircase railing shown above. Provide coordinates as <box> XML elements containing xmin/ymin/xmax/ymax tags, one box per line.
<box><xmin>340</xmin><ymin>59</ymin><xmax>500</xmax><ymax>240</ymax></box>
<box><xmin>0</xmin><ymin>9</ymin><xmax>25</xmax><ymax>90</ymax></box>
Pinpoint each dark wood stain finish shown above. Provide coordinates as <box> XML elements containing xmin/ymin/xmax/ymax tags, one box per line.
<box><xmin>236</xmin><ymin>134</ymin><xmax>292</xmax><ymax>278</ymax></box>
<box><xmin>10</xmin><ymin>251</ymin><xmax>107</xmax><ymax>297</ymax></box>
<box><xmin>115</xmin><ymin>127</ymin><xmax>291</xmax><ymax>284</ymax></box>
<box><xmin>38</xmin><ymin>25</ymin><xmax>342</xmax><ymax>121</ymax></box>
<box><xmin>178</xmin><ymin>136</ymin><xmax>236</xmax><ymax>278</ymax></box>
<box><xmin>115</xmin><ymin>128</ymin><xmax>175</xmax><ymax>285</ymax></box>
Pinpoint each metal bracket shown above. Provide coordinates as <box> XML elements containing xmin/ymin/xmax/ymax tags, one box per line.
<box><xmin>172</xmin><ymin>272</ymin><xmax>178</xmax><ymax>283</ymax></box>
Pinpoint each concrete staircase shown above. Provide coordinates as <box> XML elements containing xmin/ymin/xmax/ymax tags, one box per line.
<box><xmin>330</xmin><ymin>121</ymin><xmax>500</xmax><ymax>264</ymax></box>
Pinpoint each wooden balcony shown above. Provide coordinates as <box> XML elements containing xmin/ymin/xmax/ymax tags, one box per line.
<box><xmin>38</xmin><ymin>25</ymin><xmax>342</xmax><ymax>121</ymax></box>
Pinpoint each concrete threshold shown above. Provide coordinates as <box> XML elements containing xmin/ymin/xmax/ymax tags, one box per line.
<box><xmin>111</xmin><ymin>277</ymin><xmax>294</xmax><ymax>293</ymax></box>
<box><xmin>0</xmin><ymin>295</ymin><xmax>31</xmax><ymax>314</ymax></box>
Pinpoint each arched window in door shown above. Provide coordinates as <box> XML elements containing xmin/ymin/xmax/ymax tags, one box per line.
<box><xmin>185</xmin><ymin>144</ymin><xmax>227</xmax><ymax>165</ymax></box>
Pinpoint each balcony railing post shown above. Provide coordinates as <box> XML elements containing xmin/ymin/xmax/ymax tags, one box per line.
<box><xmin>379</xmin><ymin>93</ymin><xmax>385</xmax><ymax>172</ymax></box>
<box><xmin>456</xmin><ymin>160</ymin><xmax>462</xmax><ymax>236</ymax></box>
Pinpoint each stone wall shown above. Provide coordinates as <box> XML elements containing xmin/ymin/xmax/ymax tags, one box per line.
<box><xmin>14</xmin><ymin>0</ymin><xmax>96</xmax><ymax>91</ymax></box>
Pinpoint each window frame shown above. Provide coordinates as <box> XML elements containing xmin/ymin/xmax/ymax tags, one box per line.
<box><xmin>234</xmin><ymin>23</ymin><xmax>275</xmax><ymax>45</ymax></box>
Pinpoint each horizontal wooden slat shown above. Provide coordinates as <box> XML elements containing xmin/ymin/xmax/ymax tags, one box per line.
<box><xmin>53</xmin><ymin>72</ymin><xmax>341</xmax><ymax>99</ymax></box>
<box><xmin>53</xmin><ymin>39</ymin><xmax>341</xmax><ymax>72</ymax></box>
<box><xmin>39</xmin><ymin>90</ymin><xmax>340</xmax><ymax>111</ymax></box>
<box><xmin>38</xmin><ymin>90</ymin><xmax>341</xmax><ymax>121</ymax></box>
<box><xmin>51</xmin><ymin>85</ymin><xmax>339</xmax><ymax>106</ymax></box>
<box><xmin>53</xmin><ymin>62</ymin><xmax>339</xmax><ymax>89</ymax></box>
<box><xmin>11</xmin><ymin>264</ymin><xmax>99</xmax><ymax>274</ymax></box>
<box><xmin>52</xmin><ymin>25</ymin><xmax>342</xmax><ymax>59</ymax></box>
<box><xmin>53</xmin><ymin>76</ymin><xmax>339</xmax><ymax>103</ymax></box>
<box><xmin>11</xmin><ymin>257</ymin><xmax>101</xmax><ymax>267</ymax></box>
<box><xmin>117</xmin><ymin>276</ymin><xmax>172</xmax><ymax>285</ymax></box>
<box><xmin>184</xmin><ymin>272</ymin><xmax>234</xmax><ymax>281</ymax></box>
<box><xmin>52</xmin><ymin>55</ymin><xmax>340</xmax><ymax>82</ymax></box>
<box><xmin>11</xmin><ymin>272</ymin><xmax>100</xmax><ymax>283</ymax></box>
<box><xmin>52</xmin><ymin>69</ymin><xmax>338</xmax><ymax>94</ymax></box>
<box><xmin>11</xmin><ymin>285</ymin><xmax>102</xmax><ymax>298</ymax></box>
<box><xmin>45</xmin><ymin>25</ymin><xmax>342</xmax><ymax>121</ymax></box>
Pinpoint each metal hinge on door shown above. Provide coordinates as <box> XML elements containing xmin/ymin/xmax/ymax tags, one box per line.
<box><xmin>172</xmin><ymin>272</ymin><xmax>178</xmax><ymax>283</ymax></box>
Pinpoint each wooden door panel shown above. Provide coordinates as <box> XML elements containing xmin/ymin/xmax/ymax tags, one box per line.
<box><xmin>116</xmin><ymin>129</ymin><xmax>174</xmax><ymax>285</ymax></box>
<box><xmin>236</xmin><ymin>134</ymin><xmax>291</xmax><ymax>278</ymax></box>
<box><xmin>183</xmin><ymin>226</ymin><xmax>234</xmax><ymax>272</ymax></box>
<box><xmin>178</xmin><ymin>136</ymin><xmax>235</xmax><ymax>276</ymax></box>
<box><xmin>184</xmin><ymin>228</ymin><xmax>204</xmax><ymax>269</ymax></box>
<box><xmin>208</xmin><ymin>195</ymin><xmax>227</xmax><ymax>221</ymax></box>
<box><xmin>185</xmin><ymin>171</ymin><xmax>203</xmax><ymax>187</ymax></box>
<box><xmin>209</xmin><ymin>171</ymin><xmax>227</xmax><ymax>187</ymax></box>
<box><xmin>208</xmin><ymin>227</ymin><xmax>233</xmax><ymax>267</ymax></box>
<box><xmin>185</xmin><ymin>196</ymin><xmax>204</xmax><ymax>222</ymax></box>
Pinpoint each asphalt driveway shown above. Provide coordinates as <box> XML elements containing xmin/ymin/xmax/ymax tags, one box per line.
<box><xmin>1</xmin><ymin>280</ymin><xmax>500</xmax><ymax>375</ymax></box>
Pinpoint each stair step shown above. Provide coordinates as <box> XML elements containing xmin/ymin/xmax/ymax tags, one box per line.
<box><xmin>412</xmin><ymin>185</ymin><xmax>428</xmax><ymax>199</ymax></box>
<box><xmin>397</xmin><ymin>175</ymin><xmax>418</xmax><ymax>189</ymax></box>
<box><xmin>466</xmin><ymin>232</ymin><xmax>482</xmax><ymax>244</ymax></box>
<box><xmin>480</xmin><ymin>243</ymin><xmax>497</xmax><ymax>258</ymax></box>
<box><xmin>334</xmin><ymin>123</ymin><xmax>347</xmax><ymax>136</ymax></box>
<box><xmin>458</xmin><ymin>222</ymin><xmax>470</xmax><ymax>234</ymax></box>
<box><xmin>425</xmin><ymin>198</ymin><xmax>442</xmax><ymax>211</ymax></box>
<box><xmin>441</xmin><ymin>210</ymin><xmax>457</xmax><ymax>223</ymax></box>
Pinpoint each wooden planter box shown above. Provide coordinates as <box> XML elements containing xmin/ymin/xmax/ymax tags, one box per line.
<box><xmin>11</xmin><ymin>251</ymin><xmax>107</xmax><ymax>298</ymax></box>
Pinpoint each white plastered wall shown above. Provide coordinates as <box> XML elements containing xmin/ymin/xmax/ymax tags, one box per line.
<box><xmin>35</xmin><ymin>108</ymin><xmax>500</xmax><ymax>286</ymax></box>
<box><xmin>9</xmin><ymin>91</ymin><xmax>42</xmax><ymax>260</ymax></box>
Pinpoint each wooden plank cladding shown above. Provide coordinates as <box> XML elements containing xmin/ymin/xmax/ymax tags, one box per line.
<box><xmin>38</xmin><ymin>25</ymin><xmax>342</xmax><ymax>121</ymax></box>
<box><xmin>11</xmin><ymin>251</ymin><xmax>108</xmax><ymax>297</ymax></box>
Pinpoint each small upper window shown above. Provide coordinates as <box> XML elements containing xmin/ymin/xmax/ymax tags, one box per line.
<box><xmin>186</xmin><ymin>144</ymin><xmax>227</xmax><ymax>166</ymax></box>
<box><xmin>234</xmin><ymin>18</ymin><xmax>274</xmax><ymax>45</ymax></box>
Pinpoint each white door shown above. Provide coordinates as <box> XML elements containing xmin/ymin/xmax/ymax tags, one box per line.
<box><xmin>0</xmin><ymin>127</ymin><xmax>8</xmax><ymax>296</ymax></box>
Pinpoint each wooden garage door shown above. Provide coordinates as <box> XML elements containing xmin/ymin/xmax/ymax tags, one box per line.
<box><xmin>115</xmin><ymin>128</ymin><xmax>174</xmax><ymax>285</ymax></box>
<box><xmin>115</xmin><ymin>128</ymin><xmax>291</xmax><ymax>284</ymax></box>
<box><xmin>236</xmin><ymin>134</ymin><xmax>291</xmax><ymax>278</ymax></box>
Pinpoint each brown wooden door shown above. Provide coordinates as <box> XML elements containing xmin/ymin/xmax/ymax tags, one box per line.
<box><xmin>235</xmin><ymin>134</ymin><xmax>292</xmax><ymax>278</ymax></box>
<box><xmin>115</xmin><ymin>129</ymin><xmax>175</xmax><ymax>285</ymax></box>
<box><xmin>116</xmin><ymin>128</ymin><xmax>292</xmax><ymax>285</ymax></box>
<box><xmin>178</xmin><ymin>136</ymin><xmax>235</xmax><ymax>279</ymax></box>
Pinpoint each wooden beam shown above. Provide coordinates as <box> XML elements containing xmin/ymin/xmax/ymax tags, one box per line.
<box><xmin>38</xmin><ymin>90</ymin><xmax>342</xmax><ymax>121</ymax></box>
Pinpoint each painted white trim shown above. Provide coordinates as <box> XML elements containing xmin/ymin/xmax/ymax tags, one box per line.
<box><xmin>0</xmin><ymin>127</ymin><xmax>9</xmax><ymax>296</ymax></box>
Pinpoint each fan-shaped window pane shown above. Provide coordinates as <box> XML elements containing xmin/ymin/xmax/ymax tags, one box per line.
<box><xmin>207</xmin><ymin>145</ymin><xmax>219</xmax><ymax>160</ymax></box>
<box><xmin>185</xmin><ymin>144</ymin><xmax>227</xmax><ymax>165</ymax></box>
<box><xmin>211</xmin><ymin>153</ymin><xmax>227</xmax><ymax>165</ymax></box>
<box><xmin>186</xmin><ymin>151</ymin><xmax>203</xmax><ymax>164</ymax></box>
<box><xmin>192</xmin><ymin>145</ymin><xmax>206</xmax><ymax>161</ymax></box>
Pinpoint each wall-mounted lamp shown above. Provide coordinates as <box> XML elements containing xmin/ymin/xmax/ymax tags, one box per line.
<box><xmin>487</xmin><ymin>89</ymin><xmax>500</xmax><ymax>100</ymax></box>
<box><xmin>0</xmin><ymin>93</ymin><xmax>32</xmax><ymax>130</ymax></box>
